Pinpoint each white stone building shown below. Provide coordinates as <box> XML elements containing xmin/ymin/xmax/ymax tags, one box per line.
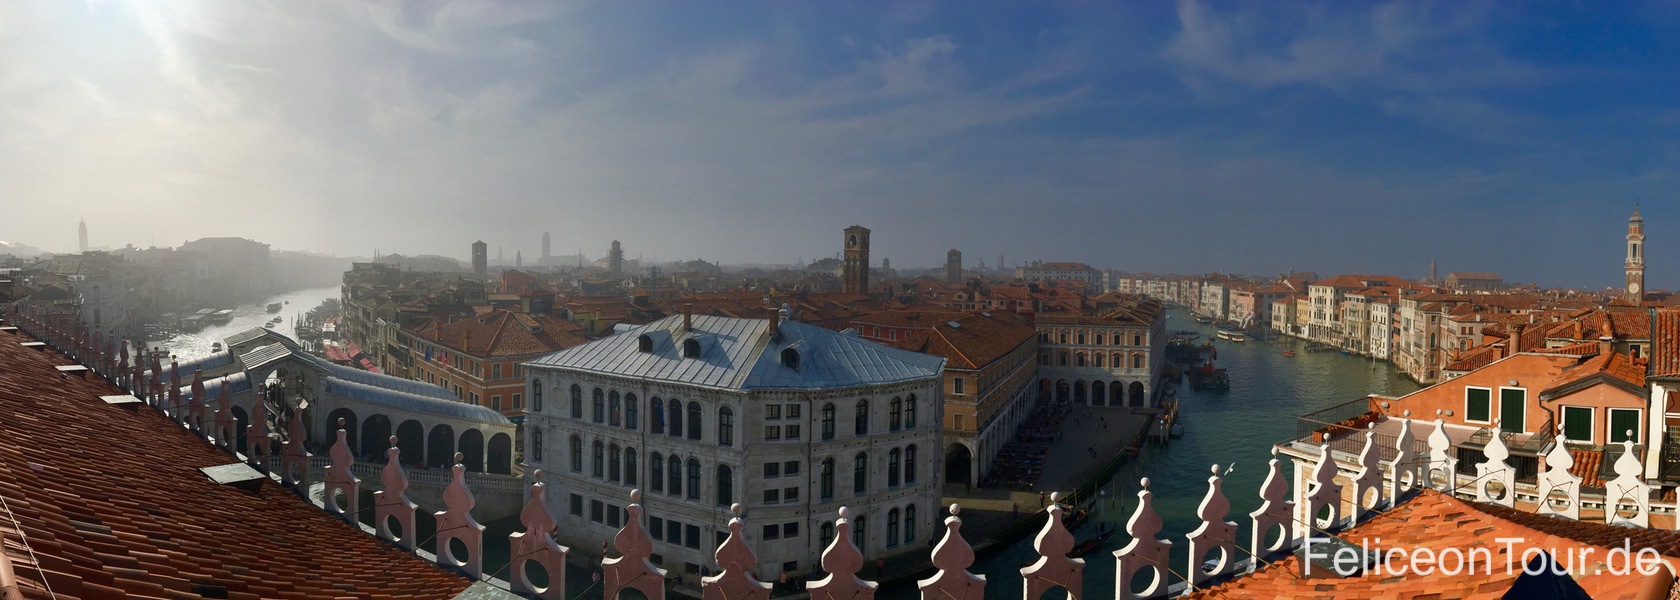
<box><xmin>522</xmin><ymin>311</ymin><xmax>945</xmax><ymax>582</ymax></box>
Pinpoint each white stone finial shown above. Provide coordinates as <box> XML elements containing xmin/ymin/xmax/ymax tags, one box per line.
<box><xmin>605</xmin><ymin>489</ymin><xmax>668</xmax><ymax>600</ymax></box>
<box><xmin>1021</xmin><ymin>491</ymin><xmax>1082</xmax><ymax>600</ymax></box>
<box><xmin>813</xmin><ymin>506</ymin><xmax>876</xmax><ymax>600</ymax></box>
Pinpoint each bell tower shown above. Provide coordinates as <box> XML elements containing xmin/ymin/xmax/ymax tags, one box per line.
<box><xmin>1626</xmin><ymin>205</ymin><xmax>1645</xmax><ymax>302</ymax></box>
<box><xmin>842</xmin><ymin>226</ymin><xmax>871</xmax><ymax>294</ymax></box>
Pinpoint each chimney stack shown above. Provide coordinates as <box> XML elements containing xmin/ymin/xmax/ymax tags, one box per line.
<box><xmin>683</xmin><ymin>303</ymin><xmax>693</xmax><ymax>331</ymax></box>
<box><xmin>768</xmin><ymin>307</ymin><xmax>781</xmax><ymax>336</ymax></box>
<box><xmin>1508</xmin><ymin>322</ymin><xmax>1525</xmax><ymax>355</ymax></box>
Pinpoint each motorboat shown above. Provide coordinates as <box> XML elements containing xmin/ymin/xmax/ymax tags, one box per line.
<box><xmin>1215</xmin><ymin>330</ymin><xmax>1247</xmax><ymax>342</ymax></box>
<box><xmin>1281</xmin><ymin>350</ymin><xmax>1296</xmax><ymax>357</ymax></box>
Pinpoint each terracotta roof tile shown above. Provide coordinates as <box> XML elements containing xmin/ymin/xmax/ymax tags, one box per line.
<box><xmin>1654</xmin><ymin>308</ymin><xmax>1680</xmax><ymax>377</ymax></box>
<box><xmin>892</xmin><ymin>311</ymin><xmax>1037</xmax><ymax>371</ymax></box>
<box><xmin>0</xmin><ymin>328</ymin><xmax>473</xmax><ymax>599</ymax></box>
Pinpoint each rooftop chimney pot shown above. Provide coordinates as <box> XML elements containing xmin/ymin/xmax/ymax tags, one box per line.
<box><xmin>683</xmin><ymin>303</ymin><xmax>693</xmax><ymax>330</ymax></box>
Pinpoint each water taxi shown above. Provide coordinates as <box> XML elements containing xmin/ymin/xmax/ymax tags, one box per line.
<box><xmin>1215</xmin><ymin>330</ymin><xmax>1246</xmax><ymax>342</ymax></box>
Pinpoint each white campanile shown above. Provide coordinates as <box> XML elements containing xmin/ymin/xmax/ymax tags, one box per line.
<box><xmin>1627</xmin><ymin>205</ymin><xmax>1645</xmax><ymax>302</ymax></box>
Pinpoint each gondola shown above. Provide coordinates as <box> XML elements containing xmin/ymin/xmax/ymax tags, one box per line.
<box><xmin>1069</xmin><ymin>526</ymin><xmax>1117</xmax><ymax>558</ymax></box>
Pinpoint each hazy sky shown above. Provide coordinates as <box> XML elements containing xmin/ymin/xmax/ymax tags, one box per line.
<box><xmin>3</xmin><ymin>2</ymin><xmax>1677</xmax><ymax>288</ymax></box>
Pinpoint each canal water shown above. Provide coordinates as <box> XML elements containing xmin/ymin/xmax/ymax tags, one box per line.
<box><xmin>953</xmin><ymin>308</ymin><xmax>1422</xmax><ymax>599</ymax></box>
<box><xmin>146</xmin><ymin>285</ymin><xmax>339</xmax><ymax>360</ymax></box>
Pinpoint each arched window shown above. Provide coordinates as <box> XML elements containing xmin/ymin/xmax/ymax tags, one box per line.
<box><xmin>853</xmin><ymin>452</ymin><xmax>868</xmax><ymax>494</ymax></box>
<box><xmin>1133</xmin><ymin>354</ymin><xmax>1144</xmax><ymax>369</ymax></box>
<box><xmin>626</xmin><ymin>393</ymin><xmax>639</xmax><ymax>430</ymax></box>
<box><xmin>669</xmin><ymin>400</ymin><xmax>684</xmax><ymax>438</ymax></box>
<box><xmin>683</xmin><ymin>339</ymin><xmax>702</xmax><ymax>358</ymax></box>
<box><xmin>608</xmin><ymin>391</ymin><xmax>621</xmax><ymax>426</ymax></box>
<box><xmin>1094</xmin><ymin>353</ymin><xmax>1104</xmax><ymax>367</ymax></box>
<box><xmin>651</xmin><ymin>398</ymin><xmax>665</xmax><ymax>434</ymax></box>
<box><xmin>1134</xmin><ymin>333</ymin><xmax>1143</xmax><ymax>346</ymax></box>
<box><xmin>687</xmin><ymin>403</ymin><xmax>702</xmax><ymax>440</ymax></box>
<box><xmin>782</xmin><ymin>348</ymin><xmax>800</xmax><ymax>371</ymax></box>
<box><xmin>1076</xmin><ymin>332</ymin><xmax>1085</xmax><ymax>344</ymax></box>
<box><xmin>1112</xmin><ymin>352</ymin><xmax>1123</xmax><ymax>366</ymax></box>
<box><xmin>650</xmin><ymin>453</ymin><xmax>664</xmax><ymax>492</ymax></box>
<box><xmin>592</xmin><ymin>388</ymin><xmax>604</xmax><ymax>423</ymax></box>
<box><xmin>608</xmin><ymin>444</ymin><xmax>621</xmax><ymax>482</ymax></box>
<box><xmin>1057</xmin><ymin>351</ymin><xmax>1068</xmax><ymax>366</ymax></box>
<box><xmin>855</xmin><ymin>399</ymin><xmax>869</xmax><ymax>435</ymax></box>
<box><xmin>531</xmin><ymin>381</ymin><xmax>543</xmax><ymax>412</ymax></box>
<box><xmin>820</xmin><ymin>458</ymin><xmax>835</xmax><ymax>500</ymax></box>
<box><xmin>888</xmin><ymin>449</ymin><xmax>901</xmax><ymax>487</ymax></box>
<box><xmin>716</xmin><ymin>466</ymin><xmax>733</xmax><ymax>506</ymax></box>
<box><xmin>1076</xmin><ymin>352</ymin><xmax>1086</xmax><ymax>367</ymax></box>
<box><xmin>718</xmin><ymin>406</ymin><xmax>735</xmax><ymax>446</ymax></box>
<box><xmin>638</xmin><ymin>334</ymin><xmax>654</xmax><ymax>353</ymax></box>
<box><xmin>531</xmin><ymin>428</ymin><xmax>544</xmax><ymax>462</ymax></box>
<box><xmin>905</xmin><ymin>444</ymin><xmax>916</xmax><ymax>483</ymax></box>
<box><xmin>887</xmin><ymin>508</ymin><xmax>901</xmax><ymax>548</ymax></box>
<box><xmin>569</xmin><ymin>385</ymin><xmax>583</xmax><ymax>418</ymax></box>
<box><xmin>905</xmin><ymin>504</ymin><xmax>917</xmax><ymax>544</ymax></box>
<box><xmin>905</xmin><ymin>395</ymin><xmax>917</xmax><ymax>428</ymax></box>
<box><xmin>890</xmin><ymin>398</ymin><xmax>903</xmax><ymax>431</ymax></box>
<box><xmin>591</xmin><ymin>440</ymin><xmax>604</xmax><ymax>477</ymax></box>
<box><xmin>569</xmin><ymin>435</ymin><xmax>582</xmax><ymax>472</ymax></box>
<box><xmin>821</xmin><ymin>403</ymin><xmax>836</xmax><ymax>440</ymax></box>
<box><xmin>1094</xmin><ymin>333</ymin><xmax>1104</xmax><ymax>346</ymax></box>
<box><xmin>667</xmin><ymin>455</ymin><xmax>682</xmax><ymax>496</ymax></box>
<box><xmin>686</xmin><ymin>459</ymin><xmax>701</xmax><ymax>500</ymax></box>
<box><xmin>625</xmin><ymin>447</ymin><xmax>638</xmax><ymax>486</ymax></box>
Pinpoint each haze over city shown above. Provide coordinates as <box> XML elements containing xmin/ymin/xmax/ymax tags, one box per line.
<box><xmin>5</xmin><ymin>1</ymin><xmax>1679</xmax><ymax>288</ymax></box>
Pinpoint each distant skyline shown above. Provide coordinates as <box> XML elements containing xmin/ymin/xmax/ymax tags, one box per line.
<box><xmin>3</xmin><ymin>2</ymin><xmax>1678</xmax><ymax>289</ymax></box>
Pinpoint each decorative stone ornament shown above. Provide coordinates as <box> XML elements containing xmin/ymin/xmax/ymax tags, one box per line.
<box><xmin>1475</xmin><ymin>420</ymin><xmax>1515</xmax><ymax>508</ymax></box>
<box><xmin>1426</xmin><ymin>417</ymin><xmax>1458</xmax><ymax>493</ymax></box>
<box><xmin>279</xmin><ymin>409</ymin><xmax>312</xmax><ymax>488</ymax></box>
<box><xmin>811</xmin><ymin>506</ymin><xmax>877</xmax><ymax>600</ymax></box>
<box><xmin>167</xmin><ymin>359</ymin><xmax>183</xmax><ymax>417</ymax></box>
<box><xmin>917</xmin><ymin>504</ymin><xmax>984</xmax><ymax>600</ymax></box>
<box><xmin>374</xmin><ymin>436</ymin><xmax>418</xmax><ymax>549</ymax></box>
<box><xmin>1537</xmin><ymin>427</ymin><xmax>1581</xmax><ymax>520</ymax></box>
<box><xmin>1112</xmin><ymin>480</ymin><xmax>1170</xmax><ymax>600</ymax></box>
<box><xmin>1248</xmin><ymin>448</ymin><xmax>1294</xmax><ymax>559</ymax></box>
<box><xmin>245</xmin><ymin>408</ymin><xmax>272</xmax><ymax>469</ymax></box>
<box><xmin>1186</xmin><ymin>466</ymin><xmax>1237</xmax><ymax>586</ymax></box>
<box><xmin>213</xmin><ymin>380</ymin><xmax>236</xmax><ymax>450</ymax></box>
<box><xmin>435</xmin><ymin>452</ymin><xmax>485</xmax><ymax>578</ymax></box>
<box><xmin>1301</xmin><ymin>443</ymin><xmax>1343</xmax><ymax>534</ymax></box>
<box><xmin>604</xmin><ymin>489</ymin><xmax>667</xmax><ymax>600</ymax></box>
<box><xmin>1350</xmin><ymin>425</ymin><xmax>1384</xmax><ymax>523</ymax></box>
<box><xmin>702</xmin><ymin>503</ymin><xmax>771</xmax><ymax>600</ymax></box>
<box><xmin>324</xmin><ymin>418</ymin><xmax>360</xmax><ymax>519</ymax></box>
<box><xmin>1386</xmin><ymin>415</ymin><xmax>1420</xmax><ymax>505</ymax></box>
<box><xmin>1605</xmin><ymin>437</ymin><xmax>1651</xmax><ymax>528</ymax></box>
<box><xmin>509</xmin><ymin>471</ymin><xmax>568</xmax><ymax>599</ymax></box>
<box><xmin>187</xmin><ymin>369</ymin><xmax>207</xmax><ymax>431</ymax></box>
<box><xmin>1022</xmin><ymin>492</ymin><xmax>1082</xmax><ymax>600</ymax></box>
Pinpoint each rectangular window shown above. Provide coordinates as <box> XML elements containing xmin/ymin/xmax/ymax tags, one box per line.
<box><xmin>590</xmin><ymin>500</ymin><xmax>604</xmax><ymax>523</ymax></box>
<box><xmin>763</xmin><ymin>524</ymin><xmax>780</xmax><ymax>540</ymax></box>
<box><xmin>651</xmin><ymin>517</ymin><xmax>665</xmax><ymax>541</ymax></box>
<box><xmin>1499</xmin><ymin>388</ymin><xmax>1525</xmax><ymax>433</ymax></box>
<box><xmin>784</xmin><ymin>461</ymin><xmax>800</xmax><ymax>476</ymax></box>
<box><xmin>786</xmin><ymin>404</ymin><xmax>800</xmax><ymax>419</ymax></box>
<box><xmin>785</xmin><ymin>424</ymin><xmax>801</xmax><ymax>440</ymax></box>
<box><xmin>469</xmin><ymin>392</ymin><xmax>480</xmax><ymax>405</ymax></box>
<box><xmin>763</xmin><ymin>489</ymin><xmax>780</xmax><ymax>504</ymax></box>
<box><xmin>954</xmin><ymin>378</ymin><xmax>965</xmax><ymax>395</ymax></box>
<box><xmin>765</xmin><ymin>426</ymin><xmax>781</xmax><ymax>441</ymax></box>
<box><xmin>491</xmin><ymin>395</ymin><xmax>501</xmax><ymax>410</ymax></box>
<box><xmin>685</xmin><ymin>525</ymin><xmax>700</xmax><ymax>549</ymax></box>
<box><xmin>607</xmin><ymin>505</ymin><xmax>621</xmax><ymax>528</ymax></box>
<box><xmin>1562</xmin><ymin>406</ymin><xmax>1593</xmax><ymax>443</ymax></box>
<box><xmin>667</xmin><ymin>521</ymin><xmax>681</xmax><ymax>544</ymax></box>
<box><xmin>513</xmin><ymin>393</ymin><xmax>523</xmax><ymax>409</ymax></box>
<box><xmin>1610</xmin><ymin>409</ymin><xmax>1641</xmax><ymax>443</ymax></box>
<box><xmin>783</xmin><ymin>522</ymin><xmax>799</xmax><ymax>538</ymax></box>
<box><xmin>784</xmin><ymin>487</ymin><xmax>799</xmax><ymax>501</ymax></box>
<box><xmin>1465</xmin><ymin>387</ymin><xmax>1492</xmax><ymax>423</ymax></box>
<box><xmin>493</xmin><ymin>363</ymin><xmax>502</xmax><ymax>379</ymax></box>
<box><xmin>570</xmin><ymin>494</ymin><xmax>583</xmax><ymax>517</ymax></box>
<box><xmin>764</xmin><ymin>463</ymin><xmax>781</xmax><ymax>478</ymax></box>
<box><xmin>766</xmin><ymin>405</ymin><xmax>782</xmax><ymax>420</ymax></box>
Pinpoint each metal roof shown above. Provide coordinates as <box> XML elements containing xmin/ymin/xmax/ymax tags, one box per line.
<box><xmin>177</xmin><ymin>371</ymin><xmax>252</xmax><ymax>398</ymax></box>
<box><xmin>226</xmin><ymin>327</ymin><xmax>301</xmax><ymax>349</ymax></box>
<box><xmin>239</xmin><ymin>342</ymin><xmax>296</xmax><ymax>372</ymax></box>
<box><xmin>527</xmin><ymin>315</ymin><xmax>944</xmax><ymax>390</ymax></box>
<box><xmin>322</xmin><ymin>378</ymin><xmax>511</xmax><ymax>426</ymax></box>
<box><xmin>154</xmin><ymin>351</ymin><xmax>236</xmax><ymax>380</ymax></box>
<box><xmin>305</xmin><ymin>354</ymin><xmax>462</xmax><ymax>402</ymax></box>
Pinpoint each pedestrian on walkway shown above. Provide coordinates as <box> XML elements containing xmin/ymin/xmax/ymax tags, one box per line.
<box><xmin>1013</xmin><ymin>502</ymin><xmax>1019</xmax><ymax>518</ymax></box>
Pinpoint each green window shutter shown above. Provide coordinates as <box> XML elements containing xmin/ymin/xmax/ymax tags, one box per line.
<box><xmin>1466</xmin><ymin>388</ymin><xmax>1491</xmax><ymax>422</ymax></box>
<box><xmin>1610</xmin><ymin>410</ymin><xmax>1640</xmax><ymax>443</ymax></box>
<box><xmin>1562</xmin><ymin>407</ymin><xmax>1593</xmax><ymax>442</ymax></box>
<box><xmin>1499</xmin><ymin>389</ymin><xmax>1526</xmax><ymax>433</ymax></box>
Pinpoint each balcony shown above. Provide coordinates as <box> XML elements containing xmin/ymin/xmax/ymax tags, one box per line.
<box><xmin>1288</xmin><ymin>397</ymin><xmax>1427</xmax><ymax>465</ymax></box>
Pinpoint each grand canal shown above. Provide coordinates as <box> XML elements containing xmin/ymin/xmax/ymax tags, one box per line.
<box><xmin>957</xmin><ymin>308</ymin><xmax>1423</xmax><ymax>598</ymax></box>
<box><xmin>147</xmin><ymin>285</ymin><xmax>339</xmax><ymax>360</ymax></box>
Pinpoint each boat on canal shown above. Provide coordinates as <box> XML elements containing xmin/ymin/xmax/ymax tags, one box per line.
<box><xmin>1215</xmin><ymin>330</ymin><xmax>1247</xmax><ymax>342</ymax></box>
<box><xmin>266</xmin><ymin>302</ymin><xmax>283</xmax><ymax>313</ymax></box>
<box><xmin>1069</xmin><ymin>526</ymin><xmax>1117</xmax><ymax>558</ymax></box>
<box><xmin>1281</xmin><ymin>350</ymin><xmax>1296</xmax><ymax>357</ymax></box>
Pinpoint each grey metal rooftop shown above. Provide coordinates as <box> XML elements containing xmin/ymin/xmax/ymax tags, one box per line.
<box><xmin>527</xmin><ymin>315</ymin><xmax>945</xmax><ymax>391</ymax></box>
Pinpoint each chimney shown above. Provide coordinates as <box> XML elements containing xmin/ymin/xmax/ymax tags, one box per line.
<box><xmin>1508</xmin><ymin>322</ymin><xmax>1525</xmax><ymax>355</ymax></box>
<box><xmin>683</xmin><ymin>303</ymin><xmax>693</xmax><ymax>331</ymax></box>
<box><xmin>768</xmin><ymin>307</ymin><xmax>780</xmax><ymax>336</ymax></box>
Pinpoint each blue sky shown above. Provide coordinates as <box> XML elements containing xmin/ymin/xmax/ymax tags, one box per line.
<box><xmin>2</xmin><ymin>1</ymin><xmax>1677</xmax><ymax>289</ymax></box>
